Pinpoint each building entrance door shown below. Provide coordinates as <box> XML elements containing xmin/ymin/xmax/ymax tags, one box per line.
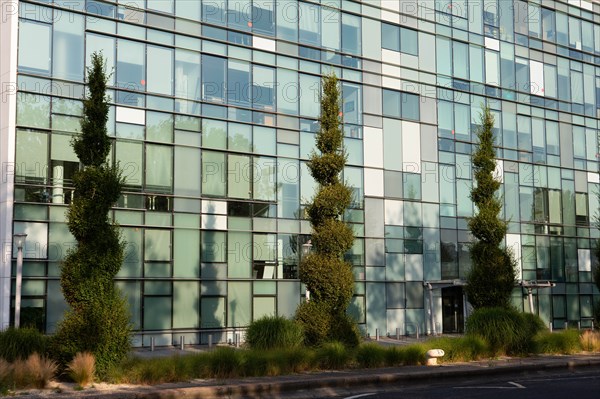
<box><xmin>442</xmin><ymin>286</ymin><xmax>464</xmax><ymax>333</ymax></box>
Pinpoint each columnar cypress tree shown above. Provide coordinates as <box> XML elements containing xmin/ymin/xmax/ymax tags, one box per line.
<box><xmin>52</xmin><ymin>53</ymin><xmax>131</xmax><ymax>374</ymax></box>
<box><xmin>465</xmin><ymin>106</ymin><xmax>517</xmax><ymax>309</ymax></box>
<box><xmin>295</xmin><ymin>73</ymin><xmax>358</xmax><ymax>346</ymax></box>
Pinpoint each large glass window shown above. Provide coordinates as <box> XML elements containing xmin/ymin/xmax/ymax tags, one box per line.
<box><xmin>86</xmin><ymin>33</ymin><xmax>115</xmax><ymax>84</ymax></box>
<box><xmin>16</xmin><ymin>93</ymin><xmax>50</xmax><ymax>129</ymax></box>
<box><xmin>202</xmin><ymin>0</ymin><xmax>226</xmax><ymax>24</ymax></box>
<box><xmin>276</xmin><ymin>0</ymin><xmax>297</xmax><ymax>41</ymax></box>
<box><xmin>228</xmin><ymin>0</ymin><xmax>252</xmax><ymax>31</ymax></box>
<box><xmin>202</xmin><ymin>151</ymin><xmax>226</xmax><ymax>197</ymax></box>
<box><xmin>145</xmin><ymin>145</ymin><xmax>173</xmax><ymax>193</ymax></box>
<box><xmin>18</xmin><ymin>20</ymin><xmax>51</xmax><ymax>75</ymax></box>
<box><xmin>16</xmin><ymin>130</ymin><xmax>48</xmax><ymax>185</ymax></box>
<box><xmin>400</xmin><ymin>27</ymin><xmax>418</xmax><ymax>56</ymax></box>
<box><xmin>228</xmin><ymin>60</ymin><xmax>251</xmax><ymax>106</ymax></box>
<box><xmin>53</xmin><ymin>11</ymin><xmax>84</xmax><ymax>81</ymax></box>
<box><xmin>252</xmin><ymin>65</ymin><xmax>275</xmax><ymax>111</ymax></box>
<box><xmin>382</xmin><ymin>23</ymin><xmax>399</xmax><ymax>51</ymax></box>
<box><xmin>252</xmin><ymin>0</ymin><xmax>275</xmax><ymax>36</ymax></box>
<box><xmin>342</xmin><ymin>83</ymin><xmax>361</xmax><ymax>125</ymax></box>
<box><xmin>147</xmin><ymin>46</ymin><xmax>173</xmax><ymax>95</ymax></box>
<box><xmin>342</xmin><ymin>13</ymin><xmax>361</xmax><ymax>55</ymax></box>
<box><xmin>299</xmin><ymin>2</ymin><xmax>320</xmax><ymax>46</ymax></box>
<box><xmin>175</xmin><ymin>49</ymin><xmax>201</xmax><ymax>104</ymax></box>
<box><xmin>202</xmin><ymin>55</ymin><xmax>226</xmax><ymax>103</ymax></box>
<box><xmin>228</xmin><ymin>154</ymin><xmax>251</xmax><ymax>199</ymax></box>
<box><xmin>321</xmin><ymin>7</ymin><xmax>340</xmax><ymax>51</ymax></box>
<box><xmin>117</xmin><ymin>39</ymin><xmax>145</xmax><ymax>92</ymax></box>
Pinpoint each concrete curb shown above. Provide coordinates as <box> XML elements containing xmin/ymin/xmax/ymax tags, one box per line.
<box><xmin>119</xmin><ymin>356</ymin><xmax>600</xmax><ymax>399</ymax></box>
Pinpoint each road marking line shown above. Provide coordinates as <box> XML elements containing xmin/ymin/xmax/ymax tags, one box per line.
<box><xmin>508</xmin><ymin>381</ymin><xmax>526</xmax><ymax>388</ymax></box>
<box><xmin>344</xmin><ymin>394</ymin><xmax>376</xmax><ymax>399</ymax></box>
<box><xmin>454</xmin><ymin>386</ymin><xmax>520</xmax><ymax>389</ymax></box>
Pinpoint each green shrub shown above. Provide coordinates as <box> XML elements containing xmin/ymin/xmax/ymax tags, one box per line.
<box><xmin>534</xmin><ymin>330</ymin><xmax>582</xmax><ymax>354</ymax></box>
<box><xmin>245</xmin><ymin>316</ymin><xmax>304</xmax><ymax>350</ymax></box>
<box><xmin>316</xmin><ymin>341</ymin><xmax>350</xmax><ymax>369</ymax></box>
<box><xmin>356</xmin><ymin>343</ymin><xmax>386</xmax><ymax>368</ymax></box>
<box><xmin>50</xmin><ymin>293</ymin><xmax>132</xmax><ymax>377</ymax></box>
<box><xmin>0</xmin><ymin>327</ymin><xmax>48</xmax><ymax>362</ymax></box>
<box><xmin>295</xmin><ymin>301</ymin><xmax>333</xmax><ymax>346</ymax></box>
<box><xmin>466</xmin><ymin>307</ymin><xmax>546</xmax><ymax>355</ymax></box>
<box><xmin>593</xmin><ymin>301</ymin><xmax>600</xmax><ymax>329</ymax></box>
<box><xmin>330</xmin><ymin>313</ymin><xmax>361</xmax><ymax>348</ymax></box>
<box><xmin>208</xmin><ymin>348</ymin><xmax>243</xmax><ymax>379</ymax></box>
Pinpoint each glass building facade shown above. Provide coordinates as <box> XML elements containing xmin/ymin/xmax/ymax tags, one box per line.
<box><xmin>1</xmin><ymin>0</ymin><xmax>599</xmax><ymax>344</ymax></box>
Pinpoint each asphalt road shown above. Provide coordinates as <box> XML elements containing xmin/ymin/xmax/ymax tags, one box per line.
<box><xmin>319</xmin><ymin>367</ymin><xmax>600</xmax><ymax>399</ymax></box>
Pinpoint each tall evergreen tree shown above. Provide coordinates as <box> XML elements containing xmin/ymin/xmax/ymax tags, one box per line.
<box><xmin>465</xmin><ymin>106</ymin><xmax>517</xmax><ymax>309</ymax></box>
<box><xmin>295</xmin><ymin>73</ymin><xmax>359</xmax><ymax>346</ymax></box>
<box><xmin>52</xmin><ymin>53</ymin><xmax>131</xmax><ymax>375</ymax></box>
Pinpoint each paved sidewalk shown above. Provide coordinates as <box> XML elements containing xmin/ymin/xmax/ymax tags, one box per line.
<box><xmin>17</xmin><ymin>352</ymin><xmax>600</xmax><ymax>398</ymax></box>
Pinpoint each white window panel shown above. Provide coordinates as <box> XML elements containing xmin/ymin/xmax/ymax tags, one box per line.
<box><xmin>402</xmin><ymin>121</ymin><xmax>421</xmax><ymax>173</ymax></box>
<box><xmin>116</xmin><ymin>106</ymin><xmax>145</xmax><ymax>125</ymax></box>
<box><xmin>253</xmin><ymin>36</ymin><xmax>276</xmax><ymax>52</ymax></box>
<box><xmin>484</xmin><ymin>37</ymin><xmax>500</xmax><ymax>51</ymax></box>
<box><xmin>380</xmin><ymin>9</ymin><xmax>400</xmax><ymax>23</ymax></box>
<box><xmin>201</xmin><ymin>214</ymin><xmax>227</xmax><ymax>230</ymax></box>
<box><xmin>363</xmin><ymin>127</ymin><xmax>384</xmax><ymax>168</ymax></box>
<box><xmin>382</xmin><ymin>77</ymin><xmax>401</xmax><ymax>90</ymax></box>
<box><xmin>587</xmin><ymin>172</ymin><xmax>599</xmax><ymax>183</ymax></box>
<box><xmin>202</xmin><ymin>200</ymin><xmax>227</xmax><ymax>215</ymax></box>
<box><xmin>578</xmin><ymin>249</ymin><xmax>591</xmax><ymax>272</ymax></box>
<box><xmin>529</xmin><ymin>61</ymin><xmax>544</xmax><ymax>96</ymax></box>
<box><xmin>485</xmin><ymin>50</ymin><xmax>499</xmax><ymax>86</ymax></box>
<box><xmin>382</xmin><ymin>63</ymin><xmax>401</xmax><ymax>77</ymax></box>
<box><xmin>364</xmin><ymin>168</ymin><xmax>384</xmax><ymax>197</ymax></box>
<box><xmin>384</xmin><ymin>199</ymin><xmax>403</xmax><ymax>225</ymax></box>
<box><xmin>382</xmin><ymin>49</ymin><xmax>401</xmax><ymax>66</ymax></box>
<box><xmin>494</xmin><ymin>160</ymin><xmax>504</xmax><ymax>183</ymax></box>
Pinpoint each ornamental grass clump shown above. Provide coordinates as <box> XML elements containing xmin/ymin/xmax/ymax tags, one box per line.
<box><xmin>534</xmin><ymin>330</ymin><xmax>582</xmax><ymax>354</ymax></box>
<box><xmin>0</xmin><ymin>327</ymin><xmax>48</xmax><ymax>362</ymax></box>
<box><xmin>67</xmin><ymin>352</ymin><xmax>95</xmax><ymax>387</ymax></box>
<box><xmin>466</xmin><ymin>307</ymin><xmax>546</xmax><ymax>355</ymax></box>
<box><xmin>245</xmin><ymin>315</ymin><xmax>304</xmax><ymax>350</ymax></box>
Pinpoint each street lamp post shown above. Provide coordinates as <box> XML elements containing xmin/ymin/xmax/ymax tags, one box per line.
<box><xmin>301</xmin><ymin>240</ymin><xmax>312</xmax><ymax>301</ymax></box>
<box><xmin>13</xmin><ymin>233</ymin><xmax>27</xmax><ymax>329</ymax></box>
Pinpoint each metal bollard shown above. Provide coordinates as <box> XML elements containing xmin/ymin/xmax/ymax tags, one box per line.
<box><xmin>180</xmin><ymin>336</ymin><xmax>185</xmax><ymax>350</ymax></box>
<box><xmin>416</xmin><ymin>325</ymin><xmax>420</xmax><ymax>340</ymax></box>
<box><xmin>564</xmin><ymin>321</ymin><xmax>568</xmax><ymax>330</ymax></box>
<box><xmin>375</xmin><ymin>328</ymin><xmax>379</xmax><ymax>341</ymax></box>
<box><xmin>396</xmin><ymin>327</ymin><xmax>400</xmax><ymax>340</ymax></box>
<box><xmin>592</xmin><ymin>321</ymin><xmax>595</xmax><ymax>331</ymax></box>
<box><xmin>208</xmin><ymin>334</ymin><xmax>213</xmax><ymax>348</ymax></box>
<box><xmin>235</xmin><ymin>333</ymin><xmax>240</xmax><ymax>348</ymax></box>
<box><xmin>578</xmin><ymin>321</ymin><xmax>581</xmax><ymax>330</ymax></box>
<box><xmin>549</xmin><ymin>322</ymin><xmax>553</xmax><ymax>333</ymax></box>
<box><xmin>150</xmin><ymin>336</ymin><xmax>155</xmax><ymax>352</ymax></box>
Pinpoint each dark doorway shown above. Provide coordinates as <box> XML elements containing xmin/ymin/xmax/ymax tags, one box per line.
<box><xmin>442</xmin><ymin>286</ymin><xmax>464</xmax><ymax>333</ymax></box>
